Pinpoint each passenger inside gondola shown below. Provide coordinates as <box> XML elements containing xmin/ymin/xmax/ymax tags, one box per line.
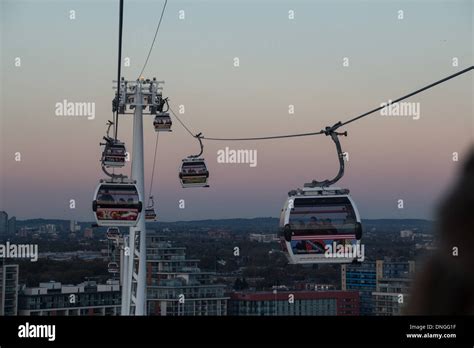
<box><xmin>290</xmin><ymin>203</ymin><xmax>357</xmax><ymax>236</ymax></box>
<box><xmin>98</xmin><ymin>191</ymin><xmax>114</xmax><ymax>203</ymax></box>
<box><xmin>292</xmin><ymin>240</ymin><xmax>325</xmax><ymax>254</ymax></box>
<box><xmin>182</xmin><ymin>167</ymin><xmax>208</xmax><ymax>177</ymax></box>
<box><xmin>94</xmin><ymin>183</ymin><xmax>142</xmax><ymax>226</ymax></box>
<box><xmin>182</xmin><ymin>164</ymin><xmax>207</xmax><ymax>175</ymax></box>
<box><xmin>307</xmin><ymin>216</ymin><xmax>319</xmax><ymax>227</ymax></box>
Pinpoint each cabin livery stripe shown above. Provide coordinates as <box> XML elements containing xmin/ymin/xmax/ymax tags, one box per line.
<box><xmin>292</xmin><ymin>235</ymin><xmax>356</xmax><ymax>240</ymax></box>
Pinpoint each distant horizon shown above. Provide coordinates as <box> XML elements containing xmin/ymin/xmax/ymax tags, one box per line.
<box><xmin>7</xmin><ymin>214</ymin><xmax>435</xmax><ymax>224</ymax></box>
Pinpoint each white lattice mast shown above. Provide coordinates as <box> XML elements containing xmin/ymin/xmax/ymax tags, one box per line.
<box><xmin>116</xmin><ymin>77</ymin><xmax>164</xmax><ymax>315</ymax></box>
<box><xmin>120</xmin><ymin>235</ymin><xmax>130</xmax><ymax>315</ymax></box>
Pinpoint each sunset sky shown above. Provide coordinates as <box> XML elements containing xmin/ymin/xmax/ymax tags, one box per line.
<box><xmin>0</xmin><ymin>0</ymin><xmax>472</xmax><ymax>222</ymax></box>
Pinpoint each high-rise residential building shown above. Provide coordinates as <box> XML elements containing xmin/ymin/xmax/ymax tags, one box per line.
<box><xmin>228</xmin><ymin>290</ymin><xmax>359</xmax><ymax>316</ymax></box>
<box><xmin>372</xmin><ymin>277</ymin><xmax>413</xmax><ymax>316</ymax></box>
<box><xmin>341</xmin><ymin>262</ymin><xmax>378</xmax><ymax>316</ymax></box>
<box><xmin>0</xmin><ymin>262</ymin><xmax>19</xmax><ymax>315</ymax></box>
<box><xmin>0</xmin><ymin>211</ymin><xmax>8</xmax><ymax>236</ymax></box>
<box><xmin>382</xmin><ymin>260</ymin><xmax>416</xmax><ymax>278</ymax></box>
<box><xmin>146</xmin><ymin>234</ymin><xmax>228</xmax><ymax>316</ymax></box>
<box><xmin>18</xmin><ymin>280</ymin><xmax>121</xmax><ymax>316</ymax></box>
<box><xmin>7</xmin><ymin>217</ymin><xmax>16</xmax><ymax>236</ymax></box>
<box><xmin>341</xmin><ymin>259</ymin><xmax>415</xmax><ymax>315</ymax></box>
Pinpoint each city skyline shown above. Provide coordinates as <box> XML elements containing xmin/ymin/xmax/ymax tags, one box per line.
<box><xmin>1</xmin><ymin>0</ymin><xmax>472</xmax><ymax>222</ymax></box>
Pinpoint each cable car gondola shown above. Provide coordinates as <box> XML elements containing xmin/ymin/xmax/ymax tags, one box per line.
<box><xmin>279</xmin><ymin>187</ymin><xmax>362</xmax><ymax>264</ymax></box>
<box><xmin>107</xmin><ymin>262</ymin><xmax>120</xmax><ymax>274</ymax></box>
<box><xmin>179</xmin><ymin>134</ymin><xmax>209</xmax><ymax>188</ymax></box>
<box><xmin>145</xmin><ymin>208</ymin><xmax>157</xmax><ymax>221</ymax></box>
<box><xmin>100</xmin><ymin>121</ymin><xmax>127</xmax><ymax>168</ymax></box>
<box><xmin>92</xmin><ymin>180</ymin><xmax>142</xmax><ymax>227</ymax></box>
<box><xmin>152</xmin><ymin>96</ymin><xmax>172</xmax><ymax>132</ymax></box>
<box><xmin>179</xmin><ymin>157</ymin><xmax>209</xmax><ymax>188</ymax></box>
<box><xmin>279</xmin><ymin>125</ymin><xmax>363</xmax><ymax>264</ymax></box>
<box><xmin>153</xmin><ymin>112</ymin><xmax>172</xmax><ymax>132</ymax></box>
<box><xmin>106</xmin><ymin>227</ymin><xmax>121</xmax><ymax>241</ymax></box>
<box><xmin>145</xmin><ymin>196</ymin><xmax>157</xmax><ymax>221</ymax></box>
<box><xmin>101</xmin><ymin>140</ymin><xmax>127</xmax><ymax>167</ymax></box>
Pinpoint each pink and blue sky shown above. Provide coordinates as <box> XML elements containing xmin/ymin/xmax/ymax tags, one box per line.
<box><xmin>0</xmin><ymin>0</ymin><xmax>472</xmax><ymax>221</ymax></box>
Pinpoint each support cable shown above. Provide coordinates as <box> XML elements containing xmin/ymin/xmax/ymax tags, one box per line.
<box><xmin>169</xmin><ymin>67</ymin><xmax>473</xmax><ymax>141</ymax></box>
<box><xmin>138</xmin><ymin>0</ymin><xmax>168</xmax><ymax>79</ymax></box>
<box><xmin>147</xmin><ymin>132</ymin><xmax>160</xmax><ymax>207</ymax></box>
<box><xmin>114</xmin><ymin>0</ymin><xmax>124</xmax><ymax>140</ymax></box>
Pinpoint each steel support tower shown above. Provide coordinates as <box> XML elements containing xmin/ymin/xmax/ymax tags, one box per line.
<box><xmin>115</xmin><ymin>77</ymin><xmax>164</xmax><ymax>315</ymax></box>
